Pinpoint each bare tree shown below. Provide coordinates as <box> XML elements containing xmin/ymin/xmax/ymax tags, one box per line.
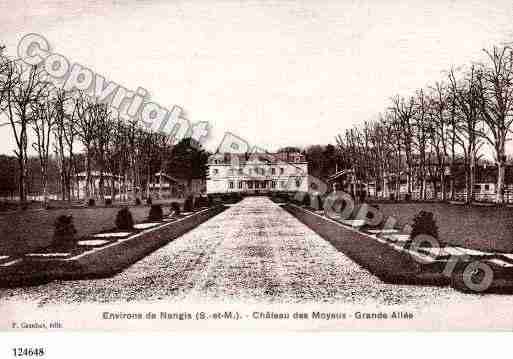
<box><xmin>0</xmin><ymin>45</ymin><xmax>10</xmax><ymax>106</ymax></box>
<box><xmin>52</xmin><ymin>89</ymin><xmax>78</xmax><ymax>201</ymax></box>
<box><xmin>125</xmin><ymin>118</ymin><xmax>140</xmax><ymax>202</ymax></box>
<box><xmin>391</xmin><ymin>95</ymin><xmax>416</xmax><ymax>198</ymax></box>
<box><xmin>32</xmin><ymin>88</ymin><xmax>56</xmax><ymax>205</ymax></box>
<box><xmin>91</xmin><ymin>103</ymin><xmax>112</xmax><ymax>200</ymax></box>
<box><xmin>4</xmin><ymin>63</ymin><xmax>49</xmax><ymax>202</ymax></box>
<box><xmin>369</xmin><ymin>117</ymin><xmax>395</xmax><ymax>199</ymax></box>
<box><xmin>75</xmin><ymin>93</ymin><xmax>97</xmax><ymax>200</ymax></box>
<box><xmin>477</xmin><ymin>45</ymin><xmax>513</xmax><ymax>203</ymax></box>
<box><xmin>414</xmin><ymin>89</ymin><xmax>430</xmax><ymax>200</ymax></box>
<box><xmin>449</xmin><ymin>66</ymin><xmax>483</xmax><ymax>203</ymax></box>
<box><xmin>106</xmin><ymin>115</ymin><xmax>126</xmax><ymax>201</ymax></box>
<box><xmin>428</xmin><ymin>82</ymin><xmax>450</xmax><ymax>200</ymax></box>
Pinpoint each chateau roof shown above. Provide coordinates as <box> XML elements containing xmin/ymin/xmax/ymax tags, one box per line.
<box><xmin>208</xmin><ymin>152</ymin><xmax>306</xmax><ymax>165</ymax></box>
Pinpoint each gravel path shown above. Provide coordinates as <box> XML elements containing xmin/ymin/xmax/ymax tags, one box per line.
<box><xmin>0</xmin><ymin>197</ymin><xmax>487</xmax><ymax>307</ymax></box>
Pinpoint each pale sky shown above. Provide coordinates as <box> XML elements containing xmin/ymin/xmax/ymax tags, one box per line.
<box><xmin>1</xmin><ymin>0</ymin><xmax>513</xmax><ymax>154</ymax></box>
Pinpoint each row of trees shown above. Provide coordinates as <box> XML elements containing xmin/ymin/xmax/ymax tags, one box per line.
<box><xmin>334</xmin><ymin>45</ymin><xmax>513</xmax><ymax>203</ymax></box>
<box><xmin>0</xmin><ymin>48</ymin><xmax>208</xmax><ymax>203</ymax></box>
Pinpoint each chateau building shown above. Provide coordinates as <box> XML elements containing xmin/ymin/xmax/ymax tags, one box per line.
<box><xmin>207</xmin><ymin>151</ymin><xmax>308</xmax><ymax>195</ymax></box>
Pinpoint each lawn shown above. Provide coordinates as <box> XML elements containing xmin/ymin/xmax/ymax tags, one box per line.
<box><xmin>0</xmin><ymin>206</ymin><xmax>154</xmax><ymax>256</ymax></box>
<box><xmin>371</xmin><ymin>202</ymin><xmax>513</xmax><ymax>253</ymax></box>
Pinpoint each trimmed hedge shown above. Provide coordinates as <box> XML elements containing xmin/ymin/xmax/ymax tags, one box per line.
<box><xmin>184</xmin><ymin>195</ymin><xmax>194</xmax><ymax>212</ymax></box>
<box><xmin>116</xmin><ymin>207</ymin><xmax>134</xmax><ymax>230</ymax></box>
<box><xmin>53</xmin><ymin>215</ymin><xmax>77</xmax><ymax>247</ymax></box>
<box><xmin>148</xmin><ymin>204</ymin><xmax>163</xmax><ymax>222</ymax></box>
<box><xmin>410</xmin><ymin>210</ymin><xmax>438</xmax><ymax>240</ymax></box>
<box><xmin>171</xmin><ymin>202</ymin><xmax>181</xmax><ymax>215</ymax></box>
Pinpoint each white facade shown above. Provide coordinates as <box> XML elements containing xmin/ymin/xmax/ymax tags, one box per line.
<box><xmin>75</xmin><ymin>171</ymin><xmax>124</xmax><ymax>199</ymax></box>
<box><xmin>207</xmin><ymin>152</ymin><xmax>308</xmax><ymax>195</ymax></box>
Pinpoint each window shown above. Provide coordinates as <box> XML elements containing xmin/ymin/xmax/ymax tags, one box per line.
<box><xmin>271</xmin><ymin>181</ymin><xmax>276</xmax><ymax>188</ymax></box>
<box><xmin>485</xmin><ymin>184</ymin><xmax>490</xmax><ymax>191</ymax></box>
<box><xmin>213</xmin><ymin>169</ymin><xmax>219</xmax><ymax>175</ymax></box>
<box><xmin>238</xmin><ymin>168</ymin><xmax>243</xmax><ymax>175</ymax></box>
<box><xmin>281</xmin><ymin>181</ymin><xmax>286</xmax><ymax>188</ymax></box>
<box><xmin>271</xmin><ymin>168</ymin><xmax>276</xmax><ymax>175</ymax></box>
<box><xmin>238</xmin><ymin>181</ymin><xmax>243</xmax><ymax>189</ymax></box>
<box><xmin>248</xmin><ymin>181</ymin><xmax>253</xmax><ymax>189</ymax></box>
<box><xmin>296</xmin><ymin>179</ymin><xmax>301</xmax><ymax>188</ymax></box>
<box><xmin>255</xmin><ymin>181</ymin><xmax>259</xmax><ymax>189</ymax></box>
<box><xmin>280</xmin><ymin>167</ymin><xmax>284</xmax><ymax>175</ymax></box>
<box><xmin>229</xmin><ymin>181</ymin><xmax>234</xmax><ymax>189</ymax></box>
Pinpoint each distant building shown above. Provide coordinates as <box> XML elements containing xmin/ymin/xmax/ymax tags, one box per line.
<box><xmin>185</xmin><ymin>178</ymin><xmax>206</xmax><ymax>195</ymax></box>
<box><xmin>148</xmin><ymin>172</ymin><xmax>206</xmax><ymax>199</ymax></box>
<box><xmin>207</xmin><ymin>151</ymin><xmax>308</xmax><ymax>195</ymax></box>
<box><xmin>148</xmin><ymin>172</ymin><xmax>183</xmax><ymax>199</ymax></box>
<box><xmin>326</xmin><ymin>169</ymin><xmax>375</xmax><ymax>200</ymax></box>
<box><xmin>75</xmin><ymin>171</ymin><xmax>125</xmax><ymax>200</ymax></box>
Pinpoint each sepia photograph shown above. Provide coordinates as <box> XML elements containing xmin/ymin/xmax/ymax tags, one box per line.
<box><xmin>2</xmin><ymin>0</ymin><xmax>513</xmax><ymax>335</ymax></box>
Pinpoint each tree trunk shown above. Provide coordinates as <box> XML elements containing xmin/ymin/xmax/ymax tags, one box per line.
<box><xmin>110</xmin><ymin>175</ymin><xmax>116</xmax><ymax>201</ymax></box>
<box><xmin>469</xmin><ymin>153</ymin><xmax>476</xmax><ymax>203</ymax></box>
<box><xmin>496</xmin><ymin>147</ymin><xmax>506</xmax><ymax>204</ymax></box>
<box><xmin>99</xmin><ymin>170</ymin><xmax>105</xmax><ymax>201</ymax></box>
<box><xmin>422</xmin><ymin>176</ymin><xmax>427</xmax><ymax>200</ymax></box>
<box><xmin>85</xmin><ymin>151</ymin><xmax>91</xmax><ymax>199</ymax></box>
<box><xmin>41</xmin><ymin>166</ymin><xmax>48</xmax><ymax>205</ymax></box>
<box><xmin>18</xmin><ymin>156</ymin><xmax>27</xmax><ymax>203</ymax></box>
<box><xmin>432</xmin><ymin>177</ymin><xmax>438</xmax><ymax>200</ymax></box>
<box><xmin>440</xmin><ymin>171</ymin><xmax>446</xmax><ymax>201</ymax></box>
<box><xmin>159</xmin><ymin>172</ymin><xmax>162</xmax><ymax>199</ymax></box>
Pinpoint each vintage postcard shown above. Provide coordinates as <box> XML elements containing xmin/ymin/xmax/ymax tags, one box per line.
<box><xmin>1</xmin><ymin>0</ymin><xmax>513</xmax><ymax>334</ymax></box>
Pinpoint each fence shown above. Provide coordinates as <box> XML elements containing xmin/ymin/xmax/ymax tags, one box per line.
<box><xmin>371</xmin><ymin>191</ymin><xmax>513</xmax><ymax>204</ymax></box>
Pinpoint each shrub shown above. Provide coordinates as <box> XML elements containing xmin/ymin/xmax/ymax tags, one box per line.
<box><xmin>410</xmin><ymin>210</ymin><xmax>438</xmax><ymax>240</ymax></box>
<box><xmin>146</xmin><ymin>196</ymin><xmax>153</xmax><ymax>206</ymax></box>
<box><xmin>135</xmin><ymin>197</ymin><xmax>141</xmax><ymax>206</ymax></box>
<box><xmin>88</xmin><ymin>198</ymin><xmax>95</xmax><ymax>207</ymax></box>
<box><xmin>115</xmin><ymin>207</ymin><xmax>134</xmax><ymax>230</ymax></box>
<box><xmin>354</xmin><ymin>204</ymin><xmax>384</xmax><ymax>228</ymax></box>
<box><xmin>195</xmin><ymin>196</ymin><xmax>208</xmax><ymax>209</ymax></box>
<box><xmin>105</xmin><ymin>198</ymin><xmax>112</xmax><ymax>206</ymax></box>
<box><xmin>53</xmin><ymin>215</ymin><xmax>77</xmax><ymax>246</ymax></box>
<box><xmin>194</xmin><ymin>198</ymin><xmax>201</xmax><ymax>209</ymax></box>
<box><xmin>148</xmin><ymin>204</ymin><xmax>163</xmax><ymax>221</ymax></box>
<box><xmin>207</xmin><ymin>195</ymin><xmax>214</xmax><ymax>206</ymax></box>
<box><xmin>225</xmin><ymin>193</ymin><xmax>240</xmax><ymax>204</ymax></box>
<box><xmin>171</xmin><ymin>201</ymin><xmax>181</xmax><ymax>215</ymax></box>
<box><xmin>184</xmin><ymin>195</ymin><xmax>194</xmax><ymax>212</ymax></box>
